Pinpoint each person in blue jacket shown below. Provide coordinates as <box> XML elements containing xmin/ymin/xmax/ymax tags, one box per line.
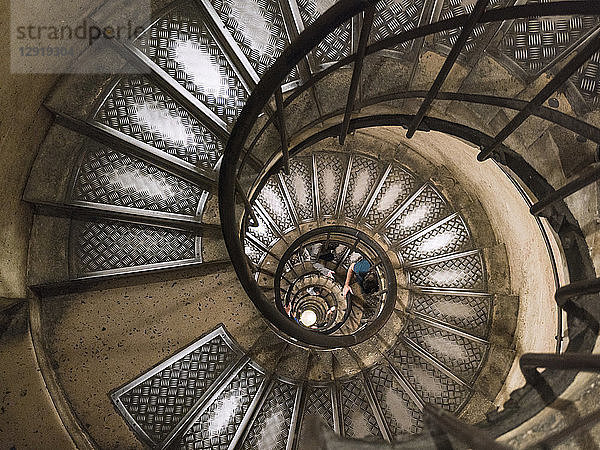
<box><xmin>342</xmin><ymin>258</ymin><xmax>379</xmax><ymax>298</ymax></box>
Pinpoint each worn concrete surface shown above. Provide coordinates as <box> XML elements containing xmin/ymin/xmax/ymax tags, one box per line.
<box><xmin>0</xmin><ymin>69</ymin><xmax>55</xmax><ymax>298</ymax></box>
<box><xmin>0</xmin><ymin>304</ymin><xmax>74</xmax><ymax>449</ymax></box>
<box><xmin>40</xmin><ymin>267</ymin><xmax>266</xmax><ymax>449</ymax></box>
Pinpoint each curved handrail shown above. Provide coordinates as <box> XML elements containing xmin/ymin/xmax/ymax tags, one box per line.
<box><xmin>220</xmin><ymin>0</ymin><xmax>382</xmax><ymax>348</ymax></box>
<box><xmin>238</xmin><ymin>1</ymin><xmax>600</xmax><ymax>176</ymax></box>
<box><xmin>219</xmin><ymin>0</ymin><xmax>600</xmax><ymax>436</ymax></box>
<box><xmin>272</xmin><ymin>226</ymin><xmax>395</xmax><ymax>341</ymax></box>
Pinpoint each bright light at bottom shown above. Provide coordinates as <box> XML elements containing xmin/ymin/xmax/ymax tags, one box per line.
<box><xmin>300</xmin><ymin>310</ymin><xmax>317</xmax><ymax>327</ymax></box>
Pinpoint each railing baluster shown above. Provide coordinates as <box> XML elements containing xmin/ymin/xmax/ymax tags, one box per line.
<box><xmin>339</xmin><ymin>6</ymin><xmax>376</xmax><ymax>145</ymax></box>
<box><xmin>235</xmin><ymin>179</ymin><xmax>259</xmax><ymax>227</ymax></box>
<box><xmin>275</xmin><ymin>86</ymin><xmax>291</xmax><ymax>175</ymax></box>
<box><xmin>520</xmin><ymin>353</ymin><xmax>600</xmax><ymax>383</ymax></box>
<box><xmin>531</xmin><ymin>163</ymin><xmax>600</xmax><ymax>216</ymax></box>
<box><xmin>424</xmin><ymin>404</ymin><xmax>509</xmax><ymax>450</ymax></box>
<box><xmin>406</xmin><ymin>0</ymin><xmax>491</xmax><ymax>139</ymax></box>
<box><xmin>555</xmin><ymin>277</ymin><xmax>600</xmax><ymax>307</ymax></box>
<box><xmin>478</xmin><ymin>31</ymin><xmax>600</xmax><ymax>161</ymax></box>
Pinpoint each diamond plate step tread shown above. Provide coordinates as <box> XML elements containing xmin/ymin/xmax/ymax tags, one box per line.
<box><xmin>178</xmin><ymin>360</ymin><xmax>267</xmax><ymax>450</ymax></box>
<box><xmin>372</xmin><ymin>0</ymin><xmax>426</xmax><ymax>55</ymax></box>
<box><xmin>70</xmin><ymin>219</ymin><xmax>199</xmax><ymax>276</ymax></box>
<box><xmin>209</xmin><ymin>0</ymin><xmax>299</xmax><ymax>82</ymax></box>
<box><xmin>314</xmin><ymin>152</ymin><xmax>349</xmax><ymax>218</ymax></box>
<box><xmin>364</xmin><ymin>165</ymin><xmax>418</xmax><ymax>229</ymax></box>
<box><xmin>343</xmin><ymin>154</ymin><xmax>385</xmax><ymax>222</ymax></box>
<box><xmin>572</xmin><ymin>49</ymin><xmax>600</xmax><ymax>110</ymax></box>
<box><xmin>246</xmin><ymin>207</ymin><xmax>280</xmax><ymax>250</ymax></box>
<box><xmin>384</xmin><ymin>184</ymin><xmax>452</xmax><ymax>247</ymax></box>
<box><xmin>241</xmin><ymin>378</ymin><xmax>299</xmax><ymax>450</ymax></box>
<box><xmin>408</xmin><ymin>292</ymin><xmax>492</xmax><ymax>338</ymax></box>
<box><xmin>244</xmin><ymin>238</ymin><xmax>267</xmax><ymax>267</ymax></box>
<box><xmin>339</xmin><ymin>378</ymin><xmax>383</xmax><ymax>440</ymax></box>
<box><xmin>368</xmin><ymin>364</ymin><xmax>423</xmax><ymax>438</ymax></box>
<box><xmin>435</xmin><ymin>0</ymin><xmax>504</xmax><ymax>55</ymax></box>
<box><xmin>296</xmin><ymin>0</ymin><xmax>352</xmax><ymax>68</ymax></box>
<box><xmin>280</xmin><ymin>156</ymin><xmax>316</xmax><ymax>223</ymax></box>
<box><xmin>387</xmin><ymin>340</ymin><xmax>472</xmax><ymax>413</ymax></box>
<box><xmin>111</xmin><ymin>326</ymin><xmax>242</xmax><ymax>447</ymax></box>
<box><xmin>95</xmin><ymin>75</ymin><xmax>224</xmax><ymax>170</ymax></box>
<box><xmin>397</xmin><ymin>214</ymin><xmax>472</xmax><ymax>263</ymax></box>
<box><xmin>497</xmin><ymin>7</ymin><xmax>600</xmax><ymax>77</ymax></box>
<box><xmin>402</xmin><ymin>319</ymin><xmax>489</xmax><ymax>383</ymax></box>
<box><xmin>72</xmin><ymin>145</ymin><xmax>205</xmax><ymax>215</ymax></box>
<box><xmin>406</xmin><ymin>251</ymin><xmax>486</xmax><ymax>291</ymax></box>
<box><xmin>256</xmin><ymin>178</ymin><xmax>296</xmax><ymax>234</ymax></box>
<box><xmin>134</xmin><ymin>1</ymin><xmax>249</xmax><ymax>126</ymax></box>
<box><xmin>300</xmin><ymin>384</ymin><xmax>336</xmax><ymax>433</ymax></box>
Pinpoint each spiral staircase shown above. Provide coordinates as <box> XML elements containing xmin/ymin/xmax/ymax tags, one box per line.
<box><xmin>9</xmin><ymin>0</ymin><xmax>600</xmax><ymax>448</ymax></box>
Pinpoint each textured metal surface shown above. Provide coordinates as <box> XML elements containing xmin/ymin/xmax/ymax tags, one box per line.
<box><xmin>388</xmin><ymin>341</ymin><xmax>471</xmax><ymax>412</ymax></box>
<box><xmin>256</xmin><ymin>178</ymin><xmax>295</xmax><ymax>233</ymax></box>
<box><xmin>404</xmin><ymin>320</ymin><xmax>488</xmax><ymax>382</ymax></box>
<box><xmin>314</xmin><ymin>152</ymin><xmax>348</xmax><ymax>217</ymax></box>
<box><xmin>372</xmin><ymin>0</ymin><xmax>425</xmax><ymax>54</ymax></box>
<box><xmin>72</xmin><ymin>146</ymin><xmax>203</xmax><ymax>215</ymax></box>
<box><xmin>497</xmin><ymin>4</ymin><xmax>600</xmax><ymax>76</ymax></box>
<box><xmin>241</xmin><ymin>378</ymin><xmax>298</xmax><ymax>450</ymax></box>
<box><xmin>71</xmin><ymin>220</ymin><xmax>197</xmax><ymax>275</ymax></box>
<box><xmin>296</xmin><ymin>0</ymin><xmax>352</xmax><ymax>67</ymax></box>
<box><xmin>409</xmin><ymin>292</ymin><xmax>491</xmax><ymax>337</ymax></box>
<box><xmin>247</xmin><ymin>208</ymin><xmax>280</xmax><ymax>249</ymax></box>
<box><xmin>362</xmin><ymin>292</ymin><xmax>381</xmax><ymax>322</ymax></box>
<box><xmin>281</xmin><ymin>157</ymin><xmax>315</xmax><ymax>222</ymax></box>
<box><xmin>436</xmin><ymin>0</ymin><xmax>503</xmax><ymax>54</ymax></box>
<box><xmin>179</xmin><ymin>362</ymin><xmax>265</xmax><ymax>450</ymax></box>
<box><xmin>573</xmin><ymin>49</ymin><xmax>600</xmax><ymax>109</ymax></box>
<box><xmin>408</xmin><ymin>252</ymin><xmax>486</xmax><ymax>290</ymax></box>
<box><xmin>244</xmin><ymin>238</ymin><xmax>266</xmax><ymax>266</ymax></box>
<box><xmin>368</xmin><ymin>364</ymin><xmax>423</xmax><ymax>438</ymax></box>
<box><xmin>340</xmin><ymin>378</ymin><xmax>383</xmax><ymax>439</ymax></box>
<box><xmin>364</xmin><ymin>165</ymin><xmax>417</xmax><ymax>228</ymax></box>
<box><xmin>95</xmin><ymin>76</ymin><xmax>223</xmax><ymax>170</ymax></box>
<box><xmin>398</xmin><ymin>215</ymin><xmax>471</xmax><ymax>262</ymax></box>
<box><xmin>114</xmin><ymin>333</ymin><xmax>238</xmax><ymax>445</ymax></box>
<box><xmin>384</xmin><ymin>185</ymin><xmax>451</xmax><ymax>246</ymax></box>
<box><xmin>343</xmin><ymin>154</ymin><xmax>383</xmax><ymax>222</ymax></box>
<box><xmin>302</xmin><ymin>385</ymin><xmax>335</xmax><ymax>430</ymax></box>
<box><xmin>210</xmin><ymin>0</ymin><xmax>298</xmax><ymax>82</ymax></box>
<box><xmin>135</xmin><ymin>3</ymin><xmax>248</xmax><ymax>125</ymax></box>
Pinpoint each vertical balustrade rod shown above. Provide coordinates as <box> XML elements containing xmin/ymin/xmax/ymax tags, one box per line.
<box><xmin>235</xmin><ymin>179</ymin><xmax>259</xmax><ymax>227</ymax></box>
<box><xmin>555</xmin><ymin>277</ymin><xmax>600</xmax><ymax>306</ymax></box>
<box><xmin>339</xmin><ymin>6</ymin><xmax>376</xmax><ymax>145</ymax></box>
<box><xmin>478</xmin><ymin>31</ymin><xmax>600</xmax><ymax>161</ymax></box>
<box><xmin>275</xmin><ymin>86</ymin><xmax>291</xmax><ymax>175</ymax></box>
<box><xmin>530</xmin><ymin>163</ymin><xmax>600</xmax><ymax>216</ymax></box>
<box><xmin>424</xmin><ymin>404</ymin><xmax>509</xmax><ymax>450</ymax></box>
<box><xmin>406</xmin><ymin>0</ymin><xmax>491</xmax><ymax>138</ymax></box>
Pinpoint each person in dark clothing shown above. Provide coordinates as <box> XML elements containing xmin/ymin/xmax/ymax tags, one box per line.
<box><xmin>342</xmin><ymin>258</ymin><xmax>378</xmax><ymax>298</ymax></box>
<box><xmin>342</xmin><ymin>257</ymin><xmax>379</xmax><ymax>332</ymax></box>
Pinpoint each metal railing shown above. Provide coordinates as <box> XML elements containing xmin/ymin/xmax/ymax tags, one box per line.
<box><xmin>271</xmin><ymin>226</ymin><xmax>397</xmax><ymax>344</ymax></box>
<box><xmin>219</xmin><ymin>0</ymin><xmax>600</xmax><ymax>442</ymax></box>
